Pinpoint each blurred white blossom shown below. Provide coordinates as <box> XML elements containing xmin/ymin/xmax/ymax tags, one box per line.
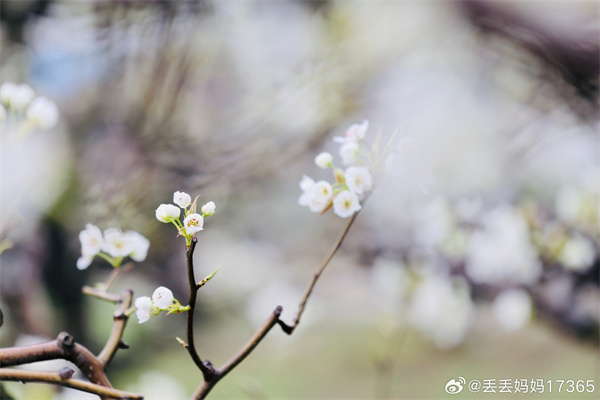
<box><xmin>466</xmin><ymin>206</ymin><xmax>541</xmax><ymax>285</ymax></box>
<box><xmin>333</xmin><ymin>190</ymin><xmax>361</xmax><ymax>218</ymax></box>
<box><xmin>345</xmin><ymin>166</ymin><xmax>372</xmax><ymax>195</ymax></box>
<box><xmin>492</xmin><ymin>289</ymin><xmax>532</xmax><ymax>333</ymax></box>
<box><xmin>26</xmin><ymin>96</ymin><xmax>59</xmax><ymax>130</ymax></box>
<box><xmin>102</xmin><ymin>228</ymin><xmax>132</xmax><ymax>258</ymax></box>
<box><xmin>408</xmin><ymin>275</ymin><xmax>473</xmax><ymax>349</ymax></box>
<box><xmin>559</xmin><ymin>234</ymin><xmax>596</xmax><ymax>272</ymax></box>
<box><xmin>314</xmin><ymin>152</ymin><xmax>333</xmax><ymax>169</ymax></box>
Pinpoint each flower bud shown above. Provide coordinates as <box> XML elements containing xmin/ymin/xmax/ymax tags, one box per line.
<box><xmin>201</xmin><ymin>201</ymin><xmax>216</xmax><ymax>216</ymax></box>
<box><xmin>152</xmin><ymin>286</ymin><xmax>174</xmax><ymax>309</ymax></box>
<box><xmin>314</xmin><ymin>152</ymin><xmax>333</xmax><ymax>169</ymax></box>
<box><xmin>155</xmin><ymin>204</ymin><xmax>180</xmax><ymax>223</ymax></box>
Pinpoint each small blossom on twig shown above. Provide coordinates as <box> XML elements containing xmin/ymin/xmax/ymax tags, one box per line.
<box><xmin>155</xmin><ymin>191</ymin><xmax>215</xmax><ymax>246</ymax></box>
<box><xmin>345</xmin><ymin>166</ymin><xmax>372</xmax><ymax>195</ymax></box>
<box><xmin>201</xmin><ymin>201</ymin><xmax>216</xmax><ymax>216</ymax></box>
<box><xmin>76</xmin><ymin>224</ymin><xmax>149</xmax><ymax>270</ymax></box>
<box><xmin>173</xmin><ymin>191</ymin><xmax>192</xmax><ymax>208</ymax></box>
<box><xmin>183</xmin><ymin>213</ymin><xmax>204</xmax><ymax>235</ymax></box>
<box><xmin>156</xmin><ymin>204</ymin><xmax>181</xmax><ymax>223</ymax></box>
<box><xmin>135</xmin><ymin>286</ymin><xmax>189</xmax><ymax>324</ymax></box>
<box><xmin>314</xmin><ymin>152</ymin><xmax>333</xmax><ymax>169</ymax></box>
<box><xmin>333</xmin><ymin>190</ymin><xmax>362</xmax><ymax>218</ymax></box>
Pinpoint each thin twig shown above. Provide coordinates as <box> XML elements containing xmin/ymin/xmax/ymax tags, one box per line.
<box><xmin>191</xmin><ymin>307</ymin><xmax>283</xmax><ymax>400</ymax></box>
<box><xmin>185</xmin><ymin>237</ymin><xmax>215</xmax><ymax>380</ymax></box>
<box><xmin>98</xmin><ymin>289</ymin><xmax>133</xmax><ymax>366</ymax></box>
<box><xmin>279</xmin><ymin>212</ymin><xmax>359</xmax><ymax>334</ymax></box>
<box><xmin>82</xmin><ymin>286</ymin><xmax>122</xmax><ymax>303</ymax></box>
<box><xmin>0</xmin><ymin>368</ymin><xmax>143</xmax><ymax>399</ymax></box>
<box><xmin>104</xmin><ymin>262</ymin><xmax>134</xmax><ymax>291</ymax></box>
<box><xmin>189</xmin><ymin>211</ymin><xmax>361</xmax><ymax>399</ymax></box>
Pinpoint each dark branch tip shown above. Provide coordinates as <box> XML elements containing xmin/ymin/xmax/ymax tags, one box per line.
<box><xmin>274</xmin><ymin>305</ymin><xmax>283</xmax><ymax>316</ymax></box>
<box><xmin>58</xmin><ymin>367</ymin><xmax>75</xmax><ymax>379</ymax></box>
<box><xmin>57</xmin><ymin>332</ymin><xmax>74</xmax><ymax>349</ymax></box>
<box><xmin>118</xmin><ymin>340</ymin><xmax>130</xmax><ymax>349</ymax></box>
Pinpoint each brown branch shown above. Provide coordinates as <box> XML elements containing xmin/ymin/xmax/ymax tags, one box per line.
<box><xmin>189</xmin><ymin>211</ymin><xmax>361</xmax><ymax>399</ymax></box>
<box><xmin>82</xmin><ymin>286</ymin><xmax>122</xmax><ymax>303</ymax></box>
<box><xmin>185</xmin><ymin>237</ymin><xmax>215</xmax><ymax>380</ymax></box>
<box><xmin>191</xmin><ymin>306</ymin><xmax>283</xmax><ymax>400</ymax></box>
<box><xmin>98</xmin><ymin>289</ymin><xmax>133</xmax><ymax>367</ymax></box>
<box><xmin>279</xmin><ymin>211</ymin><xmax>359</xmax><ymax>334</ymax></box>
<box><xmin>0</xmin><ymin>332</ymin><xmax>110</xmax><ymax>387</ymax></box>
<box><xmin>0</xmin><ymin>368</ymin><xmax>143</xmax><ymax>399</ymax></box>
<box><xmin>104</xmin><ymin>262</ymin><xmax>134</xmax><ymax>291</ymax></box>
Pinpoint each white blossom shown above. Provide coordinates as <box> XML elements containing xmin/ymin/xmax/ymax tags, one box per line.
<box><xmin>559</xmin><ymin>234</ymin><xmax>596</xmax><ymax>272</ymax></box>
<box><xmin>0</xmin><ymin>82</ymin><xmax>17</xmax><ymax>105</ymax></box>
<box><xmin>408</xmin><ymin>275</ymin><xmax>473</xmax><ymax>349</ymax></box>
<box><xmin>135</xmin><ymin>296</ymin><xmax>157</xmax><ymax>324</ymax></box>
<box><xmin>493</xmin><ymin>289</ymin><xmax>532</xmax><ymax>333</ymax></box>
<box><xmin>135</xmin><ymin>296</ymin><xmax>153</xmax><ymax>311</ymax></box>
<box><xmin>345</xmin><ymin>166</ymin><xmax>372</xmax><ymax>195</ymax></box>
<box><xmin>26</xmin><ymin>96</ymin><xmax>59</xmax><ymax>130</ymax></box>
<box><xmin>127</xmin><ymin>231</ymin><xmax>150</xmax><ymax>262</ymax></box>
<box><xmin>298</xmin><ymin>175</ymin><xmax>316</xmax><ymax>206</ymax></box>
<box><xmin>155</xmin><ymin>204</ymin><xmax>180</xmax><ymax>223</ymax></box>
<box><xmin>333</xmin><ymin>120</ymin><xmax>369</xmax><ymax>143</ymax></box>
<box><xmin>339</xmin><ymin>141</ymin><xmax>360</xmax><ymax>166</ymax></box>
<box><xmin>201</xmin><ymin>201</ymin><xmax>216</xmax><ymax>216</ymax></box>
<box><xmin>314</xmin><ymin>152</ymin><xmax>333</xmax><ymax>169</ymax></box>
<box><xmin>76</xmin><ymin>255</ymin><xmax>94</xmax><ymax>271</ymax></box>
<box><xmin>183</xmin><ymin>213</ymin><xmax>204</xmax><ymax>235</ymax></box>
<box><xmin>9</xmin><ymin>84</ymin><xmax>35</xmax><ymax>110</ymax></box>
<box><xmin>307</xmin><ymin>194</ymin><xmax>328</xmax><ymax>213</ymax></box>
<box><xmin>465</xmin><ymin>206</ymin><xmax>541</xmax><ymax>285</ymax></box>
<box><xmin>152</xmin><ymin>286</ymin><xmax>174</xmax><ymax>309</ymax></box>
<box><xmin>173</xmin><ymin>191</ymin><xmax>191</xmax><ymax>208</ymax></box>
<box><xmin>79</xmin><ymin>223</ymin><xmax>103</xmax><ymax>257</ymax></box>
<box><xmin>333</xmin><ymin>190</ymin><xmax>361</xmax><ymax>218</ymax></box>
<box><xmin>102</xmin><ymin>228</ymin><xmax>133</xmax><ymax>258</ymax></box>
<box><xmin>312</xmin><ymin>181</ymin><xmax>333</xmax><ymax>202</ymax></box>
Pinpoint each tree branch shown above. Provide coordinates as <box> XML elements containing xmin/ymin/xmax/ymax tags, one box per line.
<box><xmin>279</xmin><ymin>212</ymin><xmax>359</xmax><ymax>334</ymax></box>
<box><xmin>189</xmin><ymin>211</ymin><xmax>361</xmax><ymax>399</ymax></box>
<box><xmin>191</xmin><ymin>306</ymin><xmax>283</xmax><ymax>400</ymax></box>
<box><xmin>0</xmin><ymin>368</ymin><xmax>143</xmax><ymax>399</ymax></box>
<box><xmin>185</xmin><ymin>237</ymin><xmax>215</xmax><ymax>380</ymax></box>
<box><xmin>98</xmin><ymin>289</ymin><xmax>133</xmax><ymax>367</ymax></box>
<box><xmin>0</xmin><ymin>332</ymin><xmax>110</xmax><ymax>387</ymax></box>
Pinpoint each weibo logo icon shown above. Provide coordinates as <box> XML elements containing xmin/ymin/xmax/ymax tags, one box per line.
<box><xmin>445</xmin><ymin>377</ymin><xmax>466</xmax><ymax>394</ymax></box>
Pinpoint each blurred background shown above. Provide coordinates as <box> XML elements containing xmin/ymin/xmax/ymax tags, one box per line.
<box><xmin>0</xmin><ymin>1</ymin><xmax>598</xmax><ymax>399</ymax></box>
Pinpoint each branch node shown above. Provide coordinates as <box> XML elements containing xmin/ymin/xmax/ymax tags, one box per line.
<box><xmin>118</xmin><ymin>340</ymin><xmax>130</xmax><ymax>350</ymax></box>
<box><xmin>57</xmin><ymin>332</ymin><xmax>74</xmax><ymax>350</ymax></box>
<box><xmin>277</xmin><ymin>320</ymin><xmax>294</xmax><ymax>335</ymax></box>
<box><xmin>58</xmin><ymin>367</ymin><xmax>75</xmax><ymax>380</ymax></box>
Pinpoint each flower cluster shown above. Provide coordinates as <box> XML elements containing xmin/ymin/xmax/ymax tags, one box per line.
<box><xmin>0</xmin><ymin>82</ymin><xmax>59</xmax><ymax>133</ymax></box>
<box><xmin>156</xmin><ymin>191</ymin><xmax>216</xmax><ymax>245</ymax></box>
<box><xmin>77</xmin><ymin>224</ymin><xmax>150</xmax><ymax>270</ymax></box>
<box><xmin>299</xmin><ymin>121</ymin><xmax>376</xmax><ymax>218</ymax></box>
<box><xmin>135</xmin><ymin>286</ymin><xmax>189</xmax><ymax>324</ymax></box>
